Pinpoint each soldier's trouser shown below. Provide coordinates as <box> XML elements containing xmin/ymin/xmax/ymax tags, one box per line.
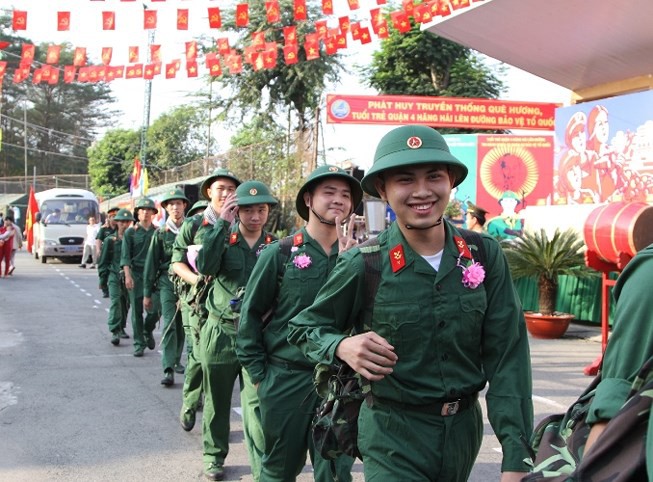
<box><xmin>127</xmin><ymin>271</ymin><xmax>158</xmax><ymax>351</ymax></box>
<box><xmin>181</xmin><ymin>303</ymin><xmax>203</xmax><ymax>411</ymax></box>
<box><xmin>200</xmin><ymin>317</ymin><xmax>263</xmax><ymax>478</ymax></box>
<box><xmin>159</xmin><ymin>278</ymin><xmax>184</xmax><ymax>372</ymax></box>
<box><xmin>258</xmin><ymin>362</ymin><xmax>354</xmax><ymax>482</ymax></box>
<box><xmin>358</xmin><ymin>398</ymin><xmax>483</xmax><ymax>482</ymax></box>
<box><xmin>107</xmin><ymin>272</ymin><xmax>129</xmax><ymax>334</ymax></box>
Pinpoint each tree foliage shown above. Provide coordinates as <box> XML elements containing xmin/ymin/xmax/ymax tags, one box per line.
<box><xmin>87</xmin><ymin>129</ymin><xmax>140</xmax><ymax>197</ymax></box>
<box><xmin>0</xmin><ymin>21</ymin><xmax>116</xmax><ymax>176</ymax></box>
<box><xmin>361</xmin><ymin>19</ymin><xmax>506</xmax><ymax>133</ymax></box>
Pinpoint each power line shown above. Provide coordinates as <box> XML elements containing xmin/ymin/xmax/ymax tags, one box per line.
<box><xmin>0</xmin><ymin>140</ymin><xmax>89</xmax><ymax>163</ymax></box>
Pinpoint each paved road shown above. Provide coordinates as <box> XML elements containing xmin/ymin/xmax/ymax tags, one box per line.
<box><xmin>0</xmin><ymin>251</ymin><xmax>604</xmax><ymax>481</ymax></box>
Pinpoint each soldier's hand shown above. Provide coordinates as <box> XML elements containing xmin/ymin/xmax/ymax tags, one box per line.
<box><xmin>144</xmin><ymin>296</ymin><xmax>152</xmax><ymax>311</ymax></box>
<box><xmin>335</xmin><ymin>216</ymin><xmax>358</xmax><ymax>253</ymax></box>
<box><xmin>335</xmin><ymin>332</ymin><xmax>397</xmax><ymax>381</ymax></box>
<box><xmin>125</xmin><ymin>274</ymin><xmax>134</xmax><ymax>290</ymax></box>
<box><xmin>220</xmin><ymin>193</ymin><xmax>239</xmax><ymax>223</ymax></box>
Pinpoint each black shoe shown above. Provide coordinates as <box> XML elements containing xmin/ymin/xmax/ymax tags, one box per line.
<box><xmin>102</xmin><ymin>292</ymin><xmax>109</xmax><ymax>298</ymax></box>
<box><xmin>90</xmin><ymin>264</ymin><xmax>96</xmax><ymax>269</ymax></box>
<box><xmin>133</xmin><ymin>348</ymin><xmax>144</xmax><ymax>357</ymax></box>
<box><xmin>204</xmin><ymin>462</ymin><xmax>224</xmax><ymax>481</ymax></box>
<box><xmin>120</xmin><ymin>329</ymin><xmax>130</xmax><ymax>339</ymax></box>
<box><xmin>173</xmin><ymin>363</ymin><xmax>185</xmax><ymax>374</ymax></box>
<box><xmin>78</xmin><ymin>264</ymin><xmax>86</xmax><ymax>268</ymax></box>
<box><xmin>161</xmin><ymin>370</ymin><xmax>174</xmax><ymax>387</ymax></box>
<box><xmin>180</xmin><ymin>407</ymin><xmax>196</xmax><ymax>431</ymax></box>
<box><xmin>146</xmin><ymin>333</ymin><xmax>155</xmax><ymax>350</ymax></box>
<box><xmin>110</xmin><ymin>333</ymin><xmax>120</xmax><ymax>346</ymax></box>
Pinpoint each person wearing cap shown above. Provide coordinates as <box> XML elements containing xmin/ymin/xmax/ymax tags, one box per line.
<box><xmin>121</xmin><ymin>197</ymin><xmax>160</xmax><ymax>357</ymax></box>
<box><xmin>98</xmin><ymin>209</ymin><xmax>134</xmax><ymax>346</ymax></box>
<box><xmin>486</xmin><ymin>191</ymin><xmax>524</xmax><ymax>241</ymax></box>
<box><xmin>465</xmin><ymin>201</ymin><xmax>488</xmax><ymax>233</ymax></box>
<box><xmin>188</xmin><ymin>199</ymin><xmax>209</xmax><ymax>217</ymax></box>
<box><xmin>237</xmin><ymin>165</ymin><xmax>360</xmax><ymax>482</ymax></box>
<box><xmin>194</xmin><ymin>180</ymin><xmax>277</xmax><ymax>481</ymax></box>
<box><xmin>96</xmin><ymin>207</ymin><xmax>120</xmax><ymax>300</ymax></box>
<box><xmin>288</xmin><ymin>125</ymin><xmax>533</xmax><ymax>482</ymax></box>
<box><xmin>143</xmin><ymin>188</ymin><xmax>189</xmax><ymax>386</ymax></box>
<box><xmin>172</xmin><ymin>168</ymin><xmax>241</xmax><ymax>435</ymax></box>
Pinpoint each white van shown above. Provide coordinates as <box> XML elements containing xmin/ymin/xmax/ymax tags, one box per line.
<box><xmin>33</xmin><ymin>188</ymin><xmax>100</xmax><ymax>264</ymax></box>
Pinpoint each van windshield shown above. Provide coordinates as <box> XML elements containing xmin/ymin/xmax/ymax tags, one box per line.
<box><xmin>41</xmin><ymin>200</ymin><xmax>99</xmax><ymax>224</ymax></box>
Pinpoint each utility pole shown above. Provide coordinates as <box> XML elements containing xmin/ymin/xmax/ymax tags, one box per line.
<box><xmin>24</xmin><ymin>102</ymin><xmax>28</xmax><ymax>192</ymax></box>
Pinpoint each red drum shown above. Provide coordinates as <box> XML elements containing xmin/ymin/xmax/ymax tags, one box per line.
<box><xmin>583</xmin><ymin>202</ymin><xmax>653</xmax><ymax>264</ymax></box>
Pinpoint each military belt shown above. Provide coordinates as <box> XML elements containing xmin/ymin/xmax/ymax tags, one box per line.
<box><xmin>268</xmin><ymin>356</ymin><xmax>314</xmax><ymax>372</ymax></box>
<box><xmin>373</xmin><ymin>392</ymin><xmax>479</xmax><ymax>417</ymax></box>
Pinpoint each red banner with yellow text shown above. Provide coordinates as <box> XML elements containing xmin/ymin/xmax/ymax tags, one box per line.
<box><xmin>326</xmin><ymin>94</ymin><xmax>559</xmax><ymax>131</ymax></box>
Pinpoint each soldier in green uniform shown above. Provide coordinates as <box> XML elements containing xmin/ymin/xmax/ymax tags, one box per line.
<box><xmin>195</xmin><ymin>180</ymin><xmax>278</xmax><ymax>482</ymax></box>
<box><xmin>237</xmin><ymin>165</ymin><xmax>360</xmax><ymax>482</ymax></box>
<box><xmin>289</xmin><ymin>125</ymin><xmax>533</xmax><ymax>482</ymax></box>
<box><xmin>122</xmin><ymin>197</ymin><xmax>160</xmax><ymax>357</ymax></box>
<box><xmin>144</xmin><ymin>188</ymin><xmax>190</xmax><ymax>386</ymax></box>
<box><xmin>171</xmin><ymin>169</ymin><xmax>241</xmax><ymax>435</ymax></box>
<box><xmin>98</xmin><ymin>209</ymin><xmax>133</xmax><ymax>346</ymax></box>
<box><xmin>485</xmin><ymin>191</ymin><xmax>524</xmax><ymax>241</ymax></box>
<box><xmin>96</xmin><ymin>207</ymin><xmax>119</xmax><ymax>300</ymax></box>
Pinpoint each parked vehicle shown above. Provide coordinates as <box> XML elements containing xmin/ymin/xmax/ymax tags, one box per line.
<box><xmin>33</xmin><ymin>188</ymin><xmax>100</xmax><ymax>264</ymax></box>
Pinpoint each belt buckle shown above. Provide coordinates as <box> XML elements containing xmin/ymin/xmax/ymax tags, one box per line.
<box><xmin>441</xmin><ymin>400</ymin><xmax>460</xmax><ymax>416</ymax></box>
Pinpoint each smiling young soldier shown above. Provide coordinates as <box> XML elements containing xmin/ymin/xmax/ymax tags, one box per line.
<box><xmin>172</xmin><ymin>169</ymin><xmax>242</xmax><ymax>434</ymax></box>
<box><xmin>143</xmin><ymin>188</ymin><xmax>189</xmax><ymax>387</ymax></box>
<box><xmin>195</xmin><ymin>180</ymin><xmax>278</xmax><ymax>481</ymax></box>
<box><xmin>237</xmin><ymin>165</ymin><xmax>360</xmax><ymax>482</ymax></box>
<box><xmin>288</xmin><ymin>125</ymin><xmax>533</xmax><ymax>482</ymax></box>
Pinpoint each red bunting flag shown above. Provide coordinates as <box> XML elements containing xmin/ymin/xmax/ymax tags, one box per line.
<box><xmin>252</xmin><ymin>32</ymin><xmax>265</xmax><ymax>50</ymax></box>
<box><xmin>227</xmin><ymin>54</ymin><xmax>243</xmax><ymax>74</ymax></box>
<box><xmin>347</xmin><ymin>0</ymin><xmax>360</xmax><ymax>10</ymax></box>
<box><xmin>25</xmin><ymin>186</ymin><xmax>39</xmax><ymax>254</ymax></box>
<box><xmin>0</xmin><ymin>62</ymin><xmax>7</xmax><ymax>78</ymax></box>
<box><xmin>283</xmin><ymin>45</ymin><xmax>298</xmax><ymax>65</ymax></box>
<box><xmin>78</xmin><ymin>67</ymin><xmax>89</xmax><ymax>83</ymax></box>
<box><xmin>21</xmin><ymin>44</ymin><xmax>35</xmax><ymax>62</ymax></box>
<box><xmin>402</xmin><ymin>0</ymin><xmax>415</xmax><ymax>15</ymax></box>
<box><xmin>359</xmin><ymin>26</ymin><xmax>372</xmax><ymax>44</ymax></box>
<box><xmin>376</xmin><ymin>21</ymin><xmax>389</xmax><ymax>38</ymax></box>
<box><xmin>125</xmin><ymin>64</ymin><xmax>143</xmax><ymax>79</ymax></box>
<box><xmin>32</xmin><ymin>69</ymin><xmax>43</xmax><ymax>85</ymax></box>
<box><xmin>102</xmin><ymin>11</ymin><xmax>115</xmax><ymax>30</ymax></box>
<box><xmin>101</xmin><ymin>47</ymin><xmax>112</xmax><ymax>65</ymax></box>
<box><xmin>208</xmin><ymin>7</ymin><xmax>222</xmax><ymax>28</ymax></box>
<box><xmin>64</xmin><ymin>66</ymin><xmax>76</xmax><ymax>83</ymax></box>
<box><xmin>177</xmin><ymin>9</ymin><xmax>189</xmax><ymax>30</ymax></box>
<box><xmin>236</xmin><ymin>4</ymin><xmax>249</xmax><ymax>27</ymax></box>
<box><xmin>13</xmin><ymin>11</ymin><xmax>27</xmax><ymax>31</ymax></box>
<box><xmin>293</xmin><ymin>0</ymin><xmax>307</xmax><ymax>20</ymax></box>
<box><xmin>151</xmin><ymin>45</ymin><xmax>162</xmax><ymax>62</ymax></box>
<box><xmin>263</xmin><ymin>45</ymin><xmax>277</xmax><ymax>68</ymax></box>
<box><xmin>439</xmin><ymin>0</ymin><xmax>452</xmax><ymax>16</ymax></box>
<box><xmin>144</xmin><ymin>64</ymin><xmax>155</xmax><ymax>79</ymax></box>
<box><xmin>185</xmin><ymin>41</ymin><xmax>198</xmax><ymax>61</ymax></box>
<box><xmin>128</xmin><ymin>46</ymin><xmax>139</xmax><ymax>63</ymax></box>
<box><xmin>350</xmin><ymin>22</ymin><xmax>361</xmax><ymax>40</ymax></box>
<box><xmin>144</xmin><ymin>10</ymin><xmax>157</xmax><ymax>29</ymax></box>
<box><xmin>265</xmin><ymin>1</ymin><xmax>280</xmax><ymax>23</ymax></box>
<box><xmin>284</xmin><ymin>26</ymin><xmax>298</xmax><ymax>46</ymax></box>
<box><xmin>165</xmin><ymin>62</ymin><xmax>177</xmax><ymax>79</ymax></box>
<box><xmin>46</xmin><ymin>45</ymin><xmax>61</xmax><ymax>64</ymax></box>
<box><xmin>325</xmin><ymin>36</ymin><xmax>337</xmax><ymax>55</ymax></box>
<box><xmin>186</xmin><ymin>61</ymin><xmax>198</xmax><ymax>78</ymax></box>
<box><xmin>336</xmin><ymin>33</ymin><xmax>347</xmax><ymax>50</ymax></box>
<box><xmin>322</xmin><ymin>0</ymin><xmax>333</xmax><ymax>15</ymax></box>
<box><xmin>73</xmin><ymin>47</ymin><xmax>87</xmax><ymax>67</ymax></box>
<box><xmin>339</xmin><ymin>16</ymin><xmax>351</xmax><ymax>32</ymax></box>
<box><xmin>47</xmin><ymin>69</ymin><xmax>59</xmax><ymax>85</ymax></box>
<box><xmin>57</xmin><ymin>11</ymin><xmax>71</xmax><ymax>31</ymax></box>
<box><xmin>217</xmin><ymin>38</ymin><xmax>231</xmax><ymax>55</ymax></box>
<box><xmin>315</xmin><ymin>20</ymin><xmax>328</xmax><ymax>39</ymax></box>
<box><xmin>304</xmin><ymin>36</ymin><xmax>320</xmax><ymax>61</ymax></box>
<box><xmin>391</xmin><ymin>11</ymin><xmax>411</xmax><ymax>33</ymax></box>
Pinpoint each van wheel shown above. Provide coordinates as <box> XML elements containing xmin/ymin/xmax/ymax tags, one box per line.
<box><xmin>40</xmin><ymin>256</ymin><xmax>47</xmax><ymax>264</ymax></box>
<box><xmin>34</xmin><ymin>251</ymin><xmax>39</xmax><ymax>260</ymax></box>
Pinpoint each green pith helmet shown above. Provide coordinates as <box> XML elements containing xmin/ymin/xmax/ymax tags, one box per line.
<box><xmin>107</xmin><ymin>207</ymin><xmax>119</xmax><ymax>214</ymax></box>
<box><xmin>199</xmin><ymin>168</ymin><xmax>242</xmax><ymax>200</ymax></box>
<box><xmin>361</xmin><ymin>125</ymin><xmax>468</xmax><ymax>198</ymax></box>
<box><xmin>236</xmin><ymin>180</ymin><xmax>278</xmax><ymax>206</ymax></box>
<box><xmin>113</xmin><ymin>208</ymin><xmax>134</xmax><ymax>222</ymax></box>
<box><xmin>295</xmin><ymin>165</ymin><xmax>363</xmax><ymax>221</ymax></box>
<box><xmin>160</xmin><ymin>188</ymin><xmax>190</xmax><ymax>209</ymax></box>
<box><xmin>188</xmin><ymin>199</ymin><xmax>209</xmax><ymax>217</ymax></box>
<box><xmin>499</xmin><ymin>191</ymin><xmax>521</xmax><ymax>204</ymax></box>
<box><xmin>134</xmin><ymin>196</ymin><xmax>158</xmax><ymax>214</ymax></box>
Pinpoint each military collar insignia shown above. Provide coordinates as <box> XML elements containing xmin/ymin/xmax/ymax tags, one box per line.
<box><xmin>202</xmin><ymin>218</ymin><xmax>210</xmax><ymax>226</ymax></box>
<box><xmin>293</xmin><ymin>232</ymin><xmax>304</xmax><ymax>247</ymax></box>
<box><xmin>407</xmin><ymin>136</ymin><xmax>422</xmax><ymax>149</ymax></box>
<box><xmin>389</xmin><ymin>243</ymin><xmax>406</xmax><ymax>273</ymax></box>
<box><xmin>264</xmin><ymin>233</ymin><xmax>273</xmax><ymax>245</ymax></box>
<box><xmin>454</xmin><ymin>235</ymin><xmax>472</xmax><ymax>259</ymax></box>
<box><xmin>229</xmin><ymin>232</ymin><xmax>239</xmax><ymax>245</ymax></box>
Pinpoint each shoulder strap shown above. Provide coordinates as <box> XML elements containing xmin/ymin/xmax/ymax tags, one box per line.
<box><xmin>358</xmin><ymin>237</ymin><xmax>381</xmax><ymax>333</ymax></box>
<box><xmin>260</xmin><ymin>235</ymin><xmax>295</xmax><ymax>329</ymax></box>
<box><xmin>458</xmin><ymin>228</ymin><xmax>487</xmax><ymax>266</ymax></box>
<box><xmin>189</xmin><ymin>215</ymin><xmax>203</xmax><ymax>242</ymax></box>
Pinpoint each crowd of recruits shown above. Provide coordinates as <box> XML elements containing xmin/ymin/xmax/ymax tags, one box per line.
<box><xmin>95</xmin><ymin>124</ymin><xmax>532</xmax><ymax>482</ymax></box>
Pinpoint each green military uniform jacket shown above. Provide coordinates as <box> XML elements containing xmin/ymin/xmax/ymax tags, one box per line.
<box><xmin>238</xmin><ymin>227</ymin><xmax>339</xmax><ymax>385</ymax></box>
<box><xmin>171</xmin><ymin>214</ymin><xmax>214</xmax><ymax>303</ymax></box>
<box><xmin>288</xmin><ymin>221</ymin><xmax>533</xmax><ymax>472</ymax></box>
<box><xmin>196</xmin><ymin>219</ymin><xmax>274</xmax><ymax>324</ymax></box>
<box><xmin>121</xmin><ymin>223</ymin><xmax>156</xmax><ymax>271</ymax></box>
<box><xmin>98</xmin><ymin>233</ymin><xmax>123</xmax><ymax>286</ymax></box>
<box><xmin>587</xmin><ymin>244</ymin><xmax>653</xmax><ymax>424</ymax></box>
<box><xmin>143</xmin><ymin>225</ymin><xmax>178</xmax><ymax>298</ymax></box>
<box><xmin>96</xmin><ymin>225</ymin><xmax>116</xmax><ymax>244</ymax></box>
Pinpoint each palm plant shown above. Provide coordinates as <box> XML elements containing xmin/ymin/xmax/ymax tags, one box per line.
<box><xmin>502</xmin><ymin>228</ymin><xmax>597</xmax><ymax>315</ymax></box>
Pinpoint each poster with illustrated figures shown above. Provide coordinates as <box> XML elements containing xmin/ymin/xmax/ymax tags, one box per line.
<box><xmin>554</xmin><ymin>90</ymin><xmax>653</xmax><ymax>204</ymax></box>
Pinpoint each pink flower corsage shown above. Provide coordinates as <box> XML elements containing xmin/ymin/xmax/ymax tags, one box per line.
<box><xmin>293</xmin><ymin>253</ymin><xmax>312</xmax><ymax>269</ymax></box>
<box><xmin>456</xmin><ymin>253</ymin><xmax>485</xmax><ymax>289</ymax></box>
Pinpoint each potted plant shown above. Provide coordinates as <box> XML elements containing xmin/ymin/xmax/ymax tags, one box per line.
<box><xmin>502</xmin><ymin>228</ymin><xmax>598</xmax><ymax>338</ymax></box>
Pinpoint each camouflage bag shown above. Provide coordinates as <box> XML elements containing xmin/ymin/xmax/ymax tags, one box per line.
<box><xmin>524</xmin><ymin>356</ymin><xmax>653</xmax><ymax>481</ymax></box>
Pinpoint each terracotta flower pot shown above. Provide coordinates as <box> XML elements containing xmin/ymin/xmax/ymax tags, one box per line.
<box><xmin>524</xmin><ymin>312</ymin><xmax>575</xmax><ymax>339</ymax></box>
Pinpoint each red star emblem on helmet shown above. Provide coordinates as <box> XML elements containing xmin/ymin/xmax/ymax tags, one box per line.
<box><xmin>407</xmin><ymin>136</ymin><xmax>422</xmax><ymax>149</ymax></box>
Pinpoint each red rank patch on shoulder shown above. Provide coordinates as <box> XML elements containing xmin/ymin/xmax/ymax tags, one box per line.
<box><xmin>454</xmin><ymin>236</ymin><xmax>471</xmax><ymax>259</ymax></box>
<box><xmin>265</xmin><ymin>234</ymin><xmax>273</xmax><ymax>245</ymax></box>
<box><xmin>229</xmin><ymin>232</ymin><xmax>238</xmax><ymax>245</ymax></box>
<box><xmin>293</xmin><ymin>232</ymin><xmax>304</xmax><ymax>247</ymax></box>
<box><xmin>389</xmin><ymin>243</ymin><xmax>405</xmax><ymax>273</ymax></box>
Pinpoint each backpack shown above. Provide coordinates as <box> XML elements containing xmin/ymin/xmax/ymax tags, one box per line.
<box><xmin>524</xmin><ymin>355</ymin><xmax>653</xmax><ymax>481</ymax></box>
<box><xmin>312</xmin><ymin>228</ymin><xmax>487</xmax><ymax>463</ymax></box>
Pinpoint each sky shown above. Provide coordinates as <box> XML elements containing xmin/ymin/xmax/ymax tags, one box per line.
<box><xmin>2</xmin><ymin>0</ymin><xmax>572</xmax><ymax>172</ymax></box>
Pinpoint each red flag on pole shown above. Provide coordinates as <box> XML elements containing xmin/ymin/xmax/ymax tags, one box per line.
<box><xmin>25</xmin><ymin>185</ymin><xmax>39</xmax><ymax>254</ymax></box>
